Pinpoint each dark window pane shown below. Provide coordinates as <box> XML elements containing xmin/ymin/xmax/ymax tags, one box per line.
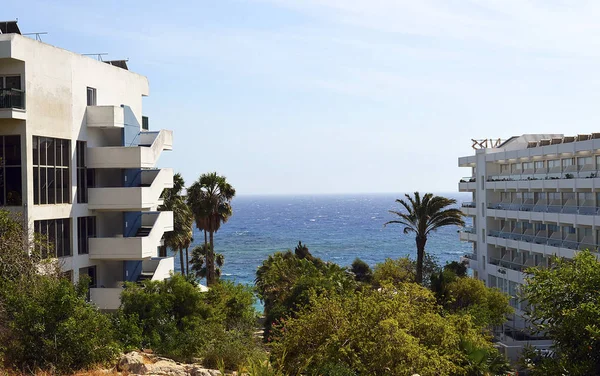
<box><xmin>56</xmin><ymin>168</ymin><xmax>63</xmax><ymax>204</ymax></box>
<box><xmin>4</xmin><ymin>136</ymin><xmax>20</xmax><ymax>166</ymax></box>
<box><xmin>33</xmin><ymin>137</ymin><xmax>39</xmax><ymax>165</ymax></box>
<box><xmin>40</xmin><ymin>167</ymin><xmax>47</xmax><ymax>204</ymax></box>
<box><xmin>64</xmin><ymin>219</ymin><xmax>71</xmax><ymax>256</ymax></box>
<box><xmin>47</xmin><ymin>167</ymin><xmax>55</xmax><ymax>204</ymax></box>
<box><xmin>87</xmin><ymin>168</ymin><xmax>95</xmax><ymax>189</ymax></box>
<box><xmin>40</xmin><ymin>138</ymin><xmax>48</xmax><ymax>165</ymax></box>
<box><xmin>5</xmin><ymin>76</ymin><xmax>21</xmax><ymax>90</ymax></box>
<box><xmin>46</xmin><ymin>138</ymin><xmax>55</xmax><ymax>166</ymax></box>
<box><xmin>5</xmin><ymin>167</ymin><xmax>21</xmax><ymax>205</ymax></box>
<box><xmin>62</xmin><ymin>140</ymin><xmax>70</xmax><ymax>167</ymax></box>
<box><xmin>56</xmin><ymin>220</ymin><xmax>63</xmax><ymax>257</ymax></box>
<box><xmin>48</xmin><ymin>220</ymin><xmax>56</xmax><ymax>257</ymax></box>
<box><xmin>63</xmin><ymin>169</ymin><xmax>70</xmax><ymax>203</ymax></box>
<box><xmin>33</xmin><ymin>167</ymin><xmax>39</xmax><ymax>205</ymax></box>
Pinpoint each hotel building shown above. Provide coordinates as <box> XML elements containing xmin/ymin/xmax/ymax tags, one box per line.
<box><xmin>457</xmin><ymin>133</ymin><xmax>600</xmax><ymax>359</ymax></box>
<box><xmin>0</xmin><ymin>21</ymin><xmax>174</xmax><ymax>310</ymax></box>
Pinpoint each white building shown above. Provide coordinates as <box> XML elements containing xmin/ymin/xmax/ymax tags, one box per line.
<box><xmin>457</xmin><ymin>133</ymin><xmax>600</xmax><ymax>360</ymax></box>
<box><xmin>0</xmin><ymin>21</ymin><xmax>174</xmax><ymax>310</ymax></box>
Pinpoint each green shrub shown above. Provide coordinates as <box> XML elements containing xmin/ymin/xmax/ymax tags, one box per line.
<box><xmin>0</xmin><ymin>276</ymin><xmax>120</xmax><ymax>373</ymax></box>
<box><xmin>201</xmin><ymin>329</ymin><xmax>265</xmax><ymax>371</ymax></box>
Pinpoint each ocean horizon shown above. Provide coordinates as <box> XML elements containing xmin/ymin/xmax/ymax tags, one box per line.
<box><xmin>171</xmin><ymin>192</ymin><xmax>473</xmax><ymax>286</ymax></box>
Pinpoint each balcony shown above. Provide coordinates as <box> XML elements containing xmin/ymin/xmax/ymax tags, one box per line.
<box><xmin>459</xmin><ymin>252</ymin><xmax>478</xmax><ymax>267</ymax></box>
<box><xmin>89</xmin><ymin>211</ymin><xmax>173</xmax><ymax>260</ymax></box>
<box><xmin>487</xmin><ymin>230</ymin><xmax>596</xmax><ymax>258</ymax></box>
<box><xmin>487</xmin><ymin>201</ymin><xmax>600</xmax><ymax>226</ymax></box>
<box><xmin>0</xmin><ymin>88</ymin><xmax>25</xmax><ymax>120</ymax></box>
<box><xmin>461</xmin><ymin>202</ymin><xmax>477</xmax><ymax>216</ymax></box>
<box><xmin>90</xmin><ymin>257</ymin><xmax>174</xmax><ymax>310</ymax></box>
<box><xmin>486</xmin><ymin>167</ymin><xmax>600</xmax><ymax>191</ymax></box>
<box><xmin>88</xmin><ymin>168</ymin><xmax>173</xmax><ymax>210</ymax></box>
<box><xmin>86</xmin><ymin>105</ymin><xmax>125</xmax><ymax>128</ymax></box>
<box><xmin>459</xmin><ymin>226</ymin><xmax>477</xmax><ymax>242</ymax></box>
<box><xmin>459</xmin><ymin>177</ymin><xmax>476</xmax><ymax>192</ymax></box>
<box><xmin>88</xmin><ymin>129</ymin><xmax>173</xmax><ymax>169</ymax></box>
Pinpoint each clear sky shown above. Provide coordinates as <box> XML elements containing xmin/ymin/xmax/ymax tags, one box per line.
<box><xmin>6</xmin><ymin>1</ymin><xmax>600</xmax><ymax>194</ymax></box>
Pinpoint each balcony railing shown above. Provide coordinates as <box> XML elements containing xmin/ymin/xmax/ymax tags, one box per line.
<box><xmin>0</xmin><ymin>88</ymin><xmax>25</xmax><ymax>110</ymax></box>
<box><xmin>459</xmin><ymin>177</ymin><xmax>476</xmax><ymax>183</ymax></box>
<box><xmin>463</xmin><ymin>252</ymin><xmax>478</xmax><ymax>260</ymax></box>
<box><xmin>488</xmin><ymin>202</ymin><xmax>600</xmax><ymax>216</ymax></box>
<box><xmin>461</xmin><ymin>226</ymin><xmax>476</xmax><ymax>234</ymax></box>
<box><xmin>488</xmin><ymin>230</ymin><xmax>597</xmax><ymax>251</ymax></box>
<box><xmin>461</xmin><ymin>202</ymin><xmax>476</xmax><ymax>208</ymax></box>
<box><xmin>487</xmin><ymin>167</ymin><xmax>599</xmax><ymax>182</ymax></box>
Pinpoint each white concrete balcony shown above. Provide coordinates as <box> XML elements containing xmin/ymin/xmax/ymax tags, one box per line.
<box><xmin>486</xmin><ymin>169</ymin><xmax>600</xmax><ymax>191</ymax></box>
<box><xmin>459</xmin><ymin>226</ymin><xmax>477</xmax><ymax>242</ymax></box>
<box><xmin>487</xmin><ymin>202</ymin><xmax>600</xmax><ymax>227</ymax></box>
<box><xmin>89</xmin><ymin>256</ymin><xmax>175</xmax><ymax>310</ymax></box>
<box><xmin>0</xmin><ymin>88</ymin><xmax>26</xmax><ymax>120</ymax></box>
<box><xmin>461</xmin><ymin>202</ymin><xmax>477</xmax><ymax>216</ymax></box>
<box><xmin>88</xmin><ymin>168</ymin><xmax>173</xmax><ymax>210</ymax></box>
<box><xmin>88</xmin><ymin>129</ymin><xmax>173</xmax><ymax>169</ymax></box>
<box><xmin>487</xmin><ymin>230</ymin><xmax>596</xmax><ymax>259</ymax></box>
<box><xmin>86</xmin><ymin>105</ymin><xmax>125</xmax><ymax>128</ymax></box>
<box><xmin>459</xmin><ymin>252</ymin><xmax>478</xmax><ymax>267</ymax></box>
<box><xmin>89</xmin><ymin>211</ymin><xmax>173</xmax><ymax>260</ymax></box>
<box><xmin>458</xmin><ymin>177</ymin><xmax>477</xmax><ymax>192</ymax></box>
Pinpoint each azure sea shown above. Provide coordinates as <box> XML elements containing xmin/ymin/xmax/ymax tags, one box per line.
<box><xmin>172</xmin><ymin>193</ymin><xmax>473</xmax><ymax>287</ymax></box>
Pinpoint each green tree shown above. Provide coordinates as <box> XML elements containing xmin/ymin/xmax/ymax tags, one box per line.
<box><xmin>521</xmin><ymin>250</ymin><xmax>600</xmax><ymax>375</ymax></box>
<box><xmin>270</xmin><ymin>283</ymin><xmax>503</xmax><ymax>376</ymax></box>
<box><xmin>350</xmin><ymin>258</ymin><xmax>373</xmax><ymax>284</ymax></box>
<box><xmin>371</xmin><ymin>254</ymin><xmax>440</xmax><ymax>288</ymax></box>
<box><xmin>384</xmin><ymin>192</ymin><xmax>465</xmax><ymax>284</ymax></box>
<box><xmin>159</xmin><ymin>173</ymin><xmax>194</xmax><ymax>275</ymax></box>
<box><xmin>187</xmin><ymin>172</ymin><xmax>236</xmax><ymax>286</ymax></box>
<box><xmin>190</xmin><ymin>243</ymin><xmax>225</xmax><ymax>281</ymax></box>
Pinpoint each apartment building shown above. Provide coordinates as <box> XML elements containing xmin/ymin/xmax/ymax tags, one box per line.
<box><xmin>457</xmin><ymin>133</ymin><xmax>600</xmax><ymax>359</ymax></box>
<box><xmin>0</xmin><ymin>21</ymin><xmax>174</xmax><ymax>310</ymax></box>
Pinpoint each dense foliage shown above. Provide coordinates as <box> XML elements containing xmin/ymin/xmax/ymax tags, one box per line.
<box><xmin>521</xmin><ymin>250</ymin><xmax>600</xmax><ymax>375</ymax></box>
<box><xmin>270</xmin><ymin>283</ymin><xmax>506</xmax><ymax>376</ymax></box>
<box><xmin>255</xmin><ymin>243</ymin><xmax>356</xmax><ymax>340</ymax></box>
<box><xmin>119</xmin><ymin>274</ymin><xmax>261</xmax><ymax>368</ymax></box>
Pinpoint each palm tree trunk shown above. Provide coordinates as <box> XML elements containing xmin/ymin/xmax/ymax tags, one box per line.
<box><xmin>179</xmin><ymin>248</ymin><xmax>185</xmax><ymax>276</ymax></box>
<box><xmin>207</xmin><ymin>231</ymin><xmax>215</xmax><ymax>286</ymax></box>
<box><xmin>204</xmin><ymin>230</ymin><xmax>208</xmax><ymax>247</ymax></box>
<box><xmin>416</xmin><ymin>235</ymin><xmax>427</xmax><ymax>284</ymax></box>
<box><xmin>185</xmin><ymin>246</ymin><xmax>189</xmax><ymax>276</ymax></box>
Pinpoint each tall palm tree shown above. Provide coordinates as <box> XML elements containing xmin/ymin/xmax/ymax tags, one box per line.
<box><xmin>187</xmin><ymin>172</ymin><xmax>236</xmax><ymax>286</ymax></box>
<box><xmin>159</xmin><ymin>173</ymin><xmax>194</xmax><ymax>275</ymax></box>
<box><xmin>384</xmin><ymin>192</ymin><xmax>465</xmax><ymax>284</ymax></box>
<box><xmin>190</xmin><ymin>243</ymin><xmax>225</xmax><ymax>281</ymax></box>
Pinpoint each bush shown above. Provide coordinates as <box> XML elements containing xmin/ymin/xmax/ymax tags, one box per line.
<box><xmin>270</xmin><ymin>283</ymin><xmax>502</xmax><ymax>376</ymax></box>
<box><xmin>0</xmin><ymin>276</ymin><xmax>120</xmax><ymax>373</ymax></box>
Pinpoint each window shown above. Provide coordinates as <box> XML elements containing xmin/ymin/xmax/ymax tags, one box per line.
<box><xmin>79</xmin><ymin>266</ymin><xmax>97</xmax><ymax>288</ymax></box>
<box><xmin>33</xmin><ymin>136</ymin><xmax>70</xmax><ymax>205</ymax></box>
<box><xmin>86</xmin><ymin>87</ymin><xmax>97</xmax><ymax>106</ymax></box>
<box><xmin>578</xmin><ymin>157</ymin><xmax>593</xmax><ymax>170</ymax></box>
<box><xmin>0</xmin><ymin>75</ymin><xmax>21</xmax><ymax>90</ymax></box>
<box><xmin>510</xmin><ymin>163</ymin><xmax>519</xmax><ymax>173</ymax></box>
<box><xmin>523</xmin><ymin>162</ymin><xmax>533</xmax><ymax>171</ymax></box>
<box><xmin>500</xmin><ymin>164</ymin><xmax>509</xmax><ymax>174</ymax></box>
<box><xmin>76</xmin><ymin>141</ymin><xmax>94</xmax><ymax>203</ymax></box>
<box><xmin>534</xmin><ymin>161</ymin><xmax>545</xmax><ymax>171</ymax></box>
<box><xmin>77</xmin><ymin>216</ymin><xmax>96</xmax><ymax>254</ymax></box>
<box><xmin>34</xmin><ymin>218</ymin><xmax>71</xmax><ymax>257</ymax></box>
<box><xmin>0</xmin><ymin>135</ymin><xmax>22</xmax><ymax>206</ymax></box>
<box><xmin>548</xmin><ymin>159</ymin><xmax>560</xmax><ymax>171</ymax></box>
<box><xmin>562</xmin><ymin>158</ymin><xmax>574</xmax><ymax>169</ymax></box>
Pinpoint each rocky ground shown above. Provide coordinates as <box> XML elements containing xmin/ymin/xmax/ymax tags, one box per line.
<box><xmin>116</xmin><ymin>351</ymin><xmax>223</xmax><ymax>376</ymax></box>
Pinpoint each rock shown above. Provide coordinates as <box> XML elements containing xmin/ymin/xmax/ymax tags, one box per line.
<box><xmin>118</xmin><ymin>351</ymin><xmax>150</xmax><ymax>374</ymax></box>
<box><xmin>117</xmin><ymin>351</ymin><xmax>222</xmax><ymax>376</ymax></box>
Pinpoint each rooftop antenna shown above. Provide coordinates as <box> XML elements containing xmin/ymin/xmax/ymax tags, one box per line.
<box><xmin>22</xmin><ymin>32</ymin><xmax>48</xmax><ymax>42</ymax></box>
<box><xmin>82</xmin><ymin>53</ymin><xmax>108</xmax><ymax>61</ymax></box>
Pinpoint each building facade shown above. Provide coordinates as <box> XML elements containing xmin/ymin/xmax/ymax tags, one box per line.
<box><xmin>457</xmin><ymin>133</ymin><xmax>600</xmax><ymax>359</ymax></box>
<box><xmin>0</xmin><ymin>23</ymin><xmax>174</xmax><ymax>310</ymax></box>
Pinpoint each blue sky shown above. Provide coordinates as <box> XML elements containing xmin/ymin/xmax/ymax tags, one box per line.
<box><xmin>7</xmin><ymin>1</ymin><xmax>600</xmax><ymax>194</ymax></box>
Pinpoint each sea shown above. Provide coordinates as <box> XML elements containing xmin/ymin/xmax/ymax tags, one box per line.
<box><xmin>172</xmin><ymin>193</ymin><xmax>473</xmax><ymax>287</ymax></box>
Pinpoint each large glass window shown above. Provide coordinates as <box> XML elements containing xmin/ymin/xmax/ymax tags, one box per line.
<box><xmin>77</xmin><ymin>216</ymin><xmax>96</xmax><ymax>254</ymax></box>
<box><xmin>33</xmin><ymin>136</ymin><xmax>70</xmax><ymax>205</ymax></box>
<box><xmin>34</xmin><ymin>218</ymin><xmax>71</xmax><ymax>257</ymax></box>
<box><xmin>76</xmin><ymin>141</ymin><xmax>94</xmax><ymax>203</ymax></box>
<box><xmin>0</xmin><ymin>135</ymin><xmax>22</xmax><ymax>206</ymax></box>
<box><xmin>548</xmin><ymin>159</ymin><xmax>560</xmax><ymax>171</ymax></box>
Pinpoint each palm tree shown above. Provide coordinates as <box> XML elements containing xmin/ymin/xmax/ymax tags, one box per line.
<box><xmin>190</xmin><ymin>243</ymin><xmax>225</xmax><ymax>281</ymax></box>
<box><xmin>384</xmin><ymin>192</ymin><xmax>464</xmax><ymax>284</ymax></box>
<box><xmin>187</xmin><ymin>172</ymin><xmax>236</xmax><ymax>286</ymax></box>
<box><xmin>158</xmin><ymin>173</ymin><xmax>194</xmax><ymax>275</ymax></box>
